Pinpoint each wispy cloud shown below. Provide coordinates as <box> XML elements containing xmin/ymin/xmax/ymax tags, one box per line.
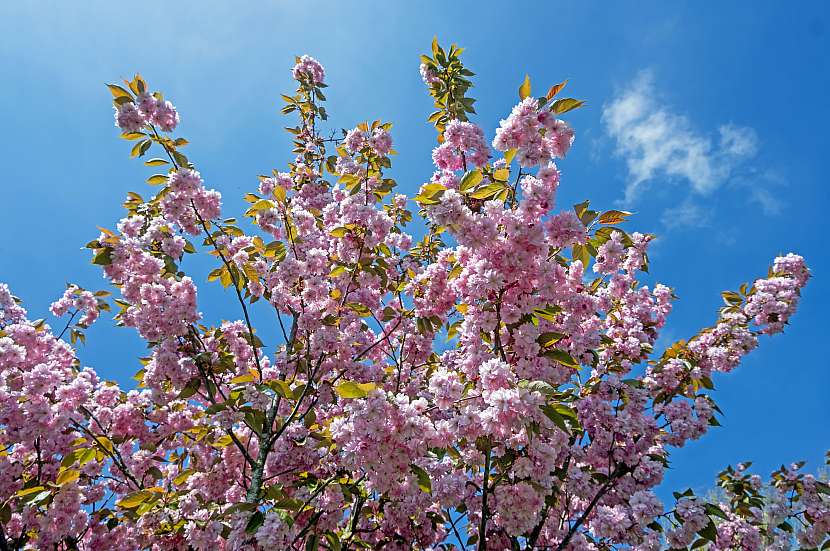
<box><xmin>749</xmin><ymin>188</ymin><xmax>784</xmax><ymax>216</ymax></box>
<box><xmin>660</xmin><ymin>199</ymin><xmax>711</xmax><ymax>230</ymax></box>
<box><xmin>602</xmin><ymin>71</ymin><xmax>759</xmax><ymax>204</ymax></box>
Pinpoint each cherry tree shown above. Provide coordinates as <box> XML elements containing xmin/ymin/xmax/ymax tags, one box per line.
<box><xmin>0</xmin><ymin>40</ymin><xmax>825</xmax><ymax>550</ymax></box>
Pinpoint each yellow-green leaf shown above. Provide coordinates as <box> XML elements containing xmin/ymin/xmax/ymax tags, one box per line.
<box><xmin>551</xmin><ymin>98</ymin><xmax>585</xmax><ymax>115</ymax></box>
<box><xmin>458</xmin><ymin>169</ymin><xmax>483</xmax><ymax>193</ymax></box>
<box><xmin>410</xmin><ymin>464</ymin><xmax>432</xmax><ymax>494</ymax></box>
<box><xmin>334</xmin><ymin>381</ymin><xmax>376</xmax><ymax>399</ymax></box>
<box><xmin>250</xmin><ymin>199</ymin><xmax>274</xmax><ymax>212</ymax></box>
<box><xmin>543</xmin><ymin>349</ymin><xmax>580</xmax><ymax>369</ymax></box>
<box><xmin>273</xmin><ymin>185</ymin><xmax>287</xmax><ymax>203</ymax></box>
<box><xmin>146</xmin><ymin>174</ymin><xmax>169</xmax><ymax>186</ymax></box>
<box><xmin>16</xmin><ymin>486</ymin><xmax>47</xmax><ymax>498</ymax></box>
<box><xmin>95</xmin><ymin>436</ymin><xmax>114</xmax><ymax>454</ymax></box>
<box><xmin>519</xmin><ymin>74</ymin><xmax>532</xmax><ymax>100</ymax></box>
<box><xmin>419</xmin><ymin>183</ymin><xmax>448</xmax><ymax>197</ymax></box>
<box><xmin>78</xmin><ymin>448</ymin><xmax>96</xmax><ymax>466</ymax></box>
<box><xmin>469</xmin><ymin>183</ymin><xmax>505</xmax><ymax>200</ymax></box>
<box><xmin>107</xmin><ymin>84</ymin><xmax>132</xmax><ymax>100</ymax></box>
<box><xmin>267</xmin><ymin>379</ymin><xmax>293</xmax><ymax>399</ymax></box>
<box><xmin>493</xmin><ymin>168</ymin><xmax>510</xmax><ymax>182</ymax></box>
<box><xmin>173</xmin><ymin>469</ymin><xmax>195</xmax><ymax>486</ymax></box>
<box><xmin>56</xmin><ymin>469</ymin><xmax>80</xmax><ymax>486</ymax></box>
<box><xmin>230</xmin><ymin>370</ymin><xmax>259</xmax><ymax>385</ymax></box>
<box><xmin>346</xmin><ymin>302</ymin><xmax>371</xmax><ymax>317</ymax></box>
<box><xmin>212</xmin><ymin>434</ymin><xmax>233</xmax><ymax>448</ymax></box>
<box><xmin>117</xmin><ymin>489</ymin><xmax>156</xmax><ymax>509</ymax></box>
<box><xmin>538</xmin><ymin>332</ymin><xmax>566</xmax><ymax>348</ymax></box>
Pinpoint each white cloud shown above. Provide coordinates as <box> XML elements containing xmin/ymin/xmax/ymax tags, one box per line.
<box><xmin>749</xmin><ymin>188</ymin><xmax>784</xmax><ymax>216</ymax></box>
<box><xmin>660</xmin><ymin>199</ymin><xmax>710</xmax><ymax>229</ymax></box>
<box><xmin>602</xmin><ymin>71</ymin><xmax>759</xmax><ymax>204</ymax></box>
<box><xmin>719</xmin><ymin>123</ymin><xmax>759</xmax><ymax>158</ymax></box>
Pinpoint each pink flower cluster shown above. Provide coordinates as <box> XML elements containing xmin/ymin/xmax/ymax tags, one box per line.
<box><xmin>120</xmin><ymin>276</ymin><xmax>199</xmax><ymax>341</ymax></box>
<box><xmin>492</xmin><ymin>97</ymin><xmax>574</xmax><ymax>167</ymax></box>
<box><xmin>114</xmin><ymin>93</ymin><xmax>179</xmax><ymax>133</ymax></box>
<box><xmin>343</xmin><ymin>125</ymin><xmax>393</xmax><ymax>157</ymax></box>
<box><xmin>666</xmin><ymin>498</ymin><xmax>709</xmax><ymax>547</ymax></box>
<box><xmin>49</xmin><ymin>285</ymin><xmax>100</xmax><ymax>327</ymax></box>
<box><xmin>259</xmin><ymin>172</ymin><xmax>293</xmax><ymax>197</ymax></box>
<box><xmin>160</xmin><ymin>168</ymin><xmax>222</xmax><ymax>235</ymax></box>
<box><xmin>517</xmin><ymin>163</ymin><xmax>559</xmax><ymax>222</ymax></box>
<box><xmin>432</xmin><ymin>120</ymin><xmax>489</xmax><ymax>170</ymax></box>
<box><xmin>744</xmin><ymin>253</ymin><xmax>809</xmax><ymax>334</ymax></box>
<box><xmin>292</xmin><ymin>54</ymin><xmax>325</xmax><ymax>84</ymax></box>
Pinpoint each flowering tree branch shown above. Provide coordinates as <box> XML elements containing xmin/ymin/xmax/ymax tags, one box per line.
<box><xmin>0</xmin><ymin>42</ymin><xmax>823</xmax><ymax>551</ymax></box>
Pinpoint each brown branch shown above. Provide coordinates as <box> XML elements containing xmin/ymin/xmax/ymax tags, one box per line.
<box><xmin>554</xmin><ymin>465</ymin><xmax>629</xmax><ymax>551</ymax></box>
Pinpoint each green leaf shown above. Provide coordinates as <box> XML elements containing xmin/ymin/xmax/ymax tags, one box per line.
<box><xmin>230</xmin><ymin>371</ymin><xmax>259</xmax><ymax>385</ymax></box>
<box><xmin>144</xmin><ymin>158</ymin><xmax>169</xmax><ymax>167</ymax></box>
<box><xmin>551</xmin><ymin>98</ymin><xmax>585</xmax><ymax>115</ymax></box>
<box><xmin>130</xmin><ymin>139</ymin><xmax>151</xmax><ymax>158</ymax></box>
<box><xmin>334</xmin><ymin>381</ymin><xmax>377</xmax><ymax>399</ymax></box>
<box><xmin>538</xmin><ymin>332</ymin><xmax>566</xmax><ymax>348</ymax></box>
<box><xmin>543</xmin><ymin>349</ymin><xmax>580</xmax><ymax>369</ymax></box>
<box><xmin>78</xmin><ymin>448</ymin><xmax>96</xmax><ymax>466</ymax></box>
<box><xmin>268</xmin><ymin>379</ymin><xmax>293</xmax><ymax>399</ymax></box>
<box><xmin>525</xmin><ymin>380</ymin><xmax>555</xmax><ymax>396</ymax></box>
<box><xmin>541</xmin><ymin>403</ymin><xmax>581</xmax><ymax>433</ymax></box>
<box><xmin>704</xmin><ymin>503</ymin><xmax>729</xmax><ymax>520</ymax></box>
<box><xmin>574</xmin><ymin>200</ymin><xmax>591</xmax><ymax>220</ymax></box>
<box><xmin>519</xmin><ymin>74</ymin><xmax>532</xmax><ymax>100</ymax></box>
<box><xmin>458</xmin><ymin>169</ymin><xmax>483</xmax><ymax>192</ymax></box>
<box><xmin>541</xmin><ymin>404</ymin><xmax>569</xmax><ymax>432</ymax></box>
<box><xmin>721</xmin><ymin>291</ymin><xmax>743</xmax><ymax>306</ymax></box>
<box><xmin>492</xmin><ymin>168</ymin><xmax>510</xmax><ymax>182</ymax></box>
<box><xmin>572</xmin><ymin>243</ymin><xmax>591</xmax><ymax>267</ymax></box>
<box><xmin>173</xmin><ymin>469</ymin><xmax>195</xmax><ymax>486</ymax></box>
<box><xmin>697</xmin><ymin>518</ymin><xmax>718</xmax><ymax>542</ymax></box>
<box><xmin>325</xmin><ymin>533</ymin><xmax>342</xmax><ymax>551</ymax></box>
<box><xmin>346</xmin><ymin>302</ymin><xmax>372</xmax><ymax>317</ymax></box>
<box><xmin>245</xmin><ymin>511</ymin><xmax>265</xmax><ymax>534</ymax></box>
<box><xmin>273</xmin><ymin>185</ymin><xmax>287</xmax><ymax>203</ymax></box>
<box><xmin>419</xmin><ymin>183</ymin><xmax>448</xmax><ymax>197</ymax></box>
<box><xmin>16</xmin><ymin>486</ymin><xmax>47</xmax><ymax>499</ymax></box>
<box><xmin>410</xmin><ymin>464</ymin><xmax>432</xmax><ymax>494</ymax></box>
<box><xmin>116</xmin><ymin>489</ymin><xmax>156</xmax><ymax>509</ymax></box>
<box><xmin>92</xmin><ymin>249</ymin><xmax>113</xmax><ymax>266</ymax></box>
<box><xmin>533</xmin><ymin>305</ymin><xmax>562</xmax><ymax>323</ymax></box>
<box><xmin>177</xmin><ymin>378</ymin><xmax>201</xmax><ymax>400</ymax></box>
<box><xmin>146</xmin><ymin>174</ymin><xmax>169</xmax><ymax>186</ymax></box>
<box><xmin>469</xmin><ymin>183</ymin><xmax>505</xmax><ymax>200</ymax></box>
<box><xmin>56</xmin><ymin>469</ymin><xmax>80</xmax><ymax>486</ymax></box>
<box><xmin>107</xmin><ymin>84</ymin><xmax>132</xmax><ymax>100</ymax></box>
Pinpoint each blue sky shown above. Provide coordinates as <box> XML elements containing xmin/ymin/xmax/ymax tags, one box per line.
<box><xmin>1</xmin><ymin>1</ymin><xmax>827</xmax><ymax>501</ymax></box>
